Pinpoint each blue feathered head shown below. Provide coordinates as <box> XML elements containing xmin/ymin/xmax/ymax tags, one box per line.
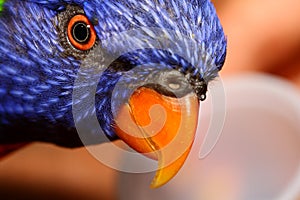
<box><xmin>0</xmin><ymin>0</ymin><xmax>226</xmax><ymax>144</ymax></box>
<box><xmin>0</xmin><ymin>0</ymin><xmax>226</xmax><ymax>187</ymax></box>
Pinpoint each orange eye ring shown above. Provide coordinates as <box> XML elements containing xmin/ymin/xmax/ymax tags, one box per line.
<box><xmin>67</xmin><ymin>14</ymin><xmax>96</xmax><ymax>51</ymax></box>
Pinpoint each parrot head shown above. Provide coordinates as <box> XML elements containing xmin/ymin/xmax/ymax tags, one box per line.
<box><xmin>0</xmin><ymin>0</ymin><xmax>226</xmax><ymax>187</ymax></box>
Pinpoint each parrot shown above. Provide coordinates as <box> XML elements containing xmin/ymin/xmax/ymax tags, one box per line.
<box><xmin>0</xmin><ymin>0</ymin><xmax>226</xmax><ymax>188</ymax></box>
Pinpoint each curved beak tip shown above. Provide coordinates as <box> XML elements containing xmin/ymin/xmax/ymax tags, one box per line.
<box><xmin>114</xmin><ymin>87</ymin><xmax>199</xmax><ymax>188</ymax></box>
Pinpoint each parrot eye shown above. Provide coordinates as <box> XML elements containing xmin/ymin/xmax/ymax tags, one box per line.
<box><xmin>67</xmin><ymin>14</ymin><xmax>96</xmax><ymax>51</ymax></box>
<box><xmin>72</xmin><ymin>22</ymin><xmax>89</xmax><ymax>43</ymax></box>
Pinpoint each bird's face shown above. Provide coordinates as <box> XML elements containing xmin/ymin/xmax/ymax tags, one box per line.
<box><xmin>1</xmin><ymin>0</ymin><xmax>226</xmax><ymax>187</ymax></box>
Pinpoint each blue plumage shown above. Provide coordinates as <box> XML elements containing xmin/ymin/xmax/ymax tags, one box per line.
<box><xmin>0</xmin><ymin>0</ymin><xmax>226</xmax><ymax>147</ymax></box>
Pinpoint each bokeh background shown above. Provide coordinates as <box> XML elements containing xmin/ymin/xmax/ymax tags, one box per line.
<box><xmin>1</xmin><ymin>0</ymin><xmax>300</xmax><ymax>199</ymax></box>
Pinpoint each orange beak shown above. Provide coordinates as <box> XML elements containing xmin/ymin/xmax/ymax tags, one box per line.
<box><xmin>114</xmin><ymin>87</ymin><xmax>199</xmax><ymax>188</ymax></box>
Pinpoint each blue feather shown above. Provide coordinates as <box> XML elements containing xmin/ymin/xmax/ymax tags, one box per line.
<box><xmin>0</xmin><ymin>0</ymin><xmax>226</xmax><ymax>147</ymax></box>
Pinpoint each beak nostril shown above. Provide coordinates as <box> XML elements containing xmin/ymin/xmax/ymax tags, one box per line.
<box><xmin>168</xmin><ymin>83</ymin><xmax>181</xmax><ymax>90</ymax></box>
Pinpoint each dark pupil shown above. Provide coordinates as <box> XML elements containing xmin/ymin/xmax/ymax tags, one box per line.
<box><xmin>72</xmin><ymin>22</ymin><xmax>90</xmax><ymax>43</ymax></box>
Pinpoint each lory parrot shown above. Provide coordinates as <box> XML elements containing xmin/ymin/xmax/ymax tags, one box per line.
<box><xmin>0</xmin><ymin>0</ymin><xmax>226</xmax><ymax>188</ymax></box>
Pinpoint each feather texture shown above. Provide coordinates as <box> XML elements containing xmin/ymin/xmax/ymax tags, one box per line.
<box><xmin>0</xmin><ymin>0</ymin><xmax>226</xmax><ymax>147</ymax></box>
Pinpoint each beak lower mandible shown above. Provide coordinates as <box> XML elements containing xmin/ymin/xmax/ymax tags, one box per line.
<box><xmin>114</xmin><ymin>87</ymin><xmax>199</xmax><ymax>188</ymax></box>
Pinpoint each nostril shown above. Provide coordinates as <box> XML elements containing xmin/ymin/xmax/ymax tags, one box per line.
<box><xmin>165</xmin><ymin>75</ymin><xmax>184</xmax><ymax>90</ymax></box>
<box><xmin>143</xmin><ymin>69</ymin><xmax>193</xmax><ymax>98</ymax></box>
<box><xmin>168</xmin><ymin>83</ymin><xmax>181</xmax><ymax>90</ymax></box>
